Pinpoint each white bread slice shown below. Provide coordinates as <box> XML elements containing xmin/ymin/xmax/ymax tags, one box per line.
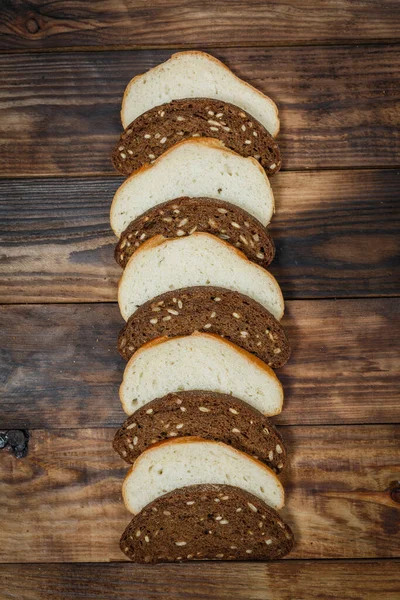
<box><xmin>121</xmin><ymin>51</ymin><xmax>279</xmax><ymax>137</ymax></box>
<box><xmin>122</xmin><ymin>437</ymin><xmax>285</xmax><ymax>514</ymax></box>
<box><xmin>110</xmin><ymin>138</ymin><xmax>274</xmax><ymax>236</ymax></box>
<box><xmin>118</xmin><ymin>232</ymin><xmax>284</xmax><ymax>322</ymax></box>
<box><xmin>119</xmin><ymin>332</ymin><xmax>283</xmax><ymax>416</ymax></box>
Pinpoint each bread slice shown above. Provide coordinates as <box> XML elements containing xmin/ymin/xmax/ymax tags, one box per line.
<box><xmin>118</xmin><ymin>233</ymin><xmax>284</xmax><ymax>321</ymax></box>
<box><xmin>119</xmin><ymin>332</ymin><xmax>283</xmax><ymax>416</ymax></box>
<box><xmin>113</xmin><ymin>391</ymin><xmax>287</xmax><ymax>473</ymax></box>
<box><xmin>120</xmin><ymin>484</ymin><xmax>294</xmax><ymax>563</ymax></box>
<box><xmin>118</xmin><ymin>287</ymin><xmax>290</xmax><ymax>368</ymax></box>
<box><xmin>121</xmin><ymin>51</ymin><xmax>279</xmax><ymax>137</ymax></box>
<box><xmin>122</xmin><ymin>437</ymin><xmax>285</xmax><ymax>515</ymax></box>
<box><xmin>110</xmin><ymin>138</ymin><xmax>274</xmax><ymax>236</ymax></box>
<box><xmin>115</xmin><ymin>197</ymin><xmax>275</xmax><ymax>270</ymax></box>
<box><xmin>113</xmin><ymin>98</ymin><xmax>281</xmax><ymax>177</ymax></box>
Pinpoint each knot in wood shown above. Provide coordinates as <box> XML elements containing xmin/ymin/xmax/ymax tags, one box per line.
<box><xmin>26</xmin><ymin>18</ymin><xmax>40</xmax><ymax>34</ymax></box>
<box><xmin>389</xmin><ymin>481</ymin><xmax>400</xmax><ymax>504</ymax></box>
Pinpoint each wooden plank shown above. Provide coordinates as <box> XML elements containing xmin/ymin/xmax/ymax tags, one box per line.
<box><xmin>0</xmin><ymin>298</ymin><xmax>398</xmax><ymax>429</ymax></box>
<box><xmin>0</xmin><ymin>561</ymin><xmax>399</xmax><ymax>600</ymax></box>
<box><xmin>1</xmin><ymin>170</ymin><xmax>399</xmax><ymax>303</ymax></box>
<box><xmin>0</xmin><ymin>426</ymin><xmax>398</xmax><ymax>563</ymax></box>
<box><xmin>1</xmin><ymin>1</ymin><xmax>400</xmax><ymax>51</ymax></box>
<box><xmin>0</xmin><ymin>45</ymin><xmax>399</xmax><ymax>176</ymax></box>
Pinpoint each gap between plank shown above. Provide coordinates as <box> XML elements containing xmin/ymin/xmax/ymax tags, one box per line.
<box><xmin>1</xmin><ymin>164</ymin><xmax>399</xmax><ymax>181</ymax></box>
<box><xmin>1</xmin><ymin>296</ymin><xmax>399</xmax><ymax>308</ymax></box>
<box><xmin>2</xmin><ymin>39</ymin><xmax>400</xmax><ymax>56</ymax></box>
<box><xmin>1</xmin><ymin>556</ymin><xmax>398</xmax><ymax>566</ymax></box>
<box><xmin>16</xmin><ymin>422</ymin><xmax>400</xmax><ymax>431</ymax></box>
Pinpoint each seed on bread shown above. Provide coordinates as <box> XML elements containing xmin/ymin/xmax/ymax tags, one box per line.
<box><xmin>113</xmin><ymin>98</ymin><xmax>281</xmax><ymax>177</ymax></box>
<box><xmin>117</xmin><ymin>287</ymin><xmax>290</xmax><ymax>369</ymax></box>
<box><xmin>113</xmin><ymin>391</ymin><xmax>287</xmax><ymax>473</ymax></box>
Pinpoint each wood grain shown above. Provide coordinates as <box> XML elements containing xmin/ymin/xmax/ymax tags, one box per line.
<box><xmin>0</xmin><ymin>560</ymin><xmax>399</xmax><ymax>600</ymax></box>
<box><xmin>1</xmin><ymin>298</ymin><xmax>398</xmax><ymax>429</ymax></box>
<box><xmin>0</xmin><ymin>426</ymin><xmax>398</xmax><ymax>563</ymax></box>
<box><xmin>1</xmin><ymin>1</ymin><xmax>400</xmax><ymax>51</ymax></box>
<box><xmin>1</xmin><ymin>169</ymin><xmax>399</xmax><ymax>303</ymax></box>
<box><xmin>0</xmin><ymin>45</ymin><xmax>399</xmax><ymax>176</ymax></box>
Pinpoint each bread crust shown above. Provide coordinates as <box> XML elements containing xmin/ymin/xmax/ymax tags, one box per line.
<box><xmin>121</xmin><ymin>51</ymin><xmax>280</xmax><ymax>136</ymax></box>
<box><xmin>119</xmin><ymin>331</ymin><xmax>284</xmax><ymax>416</ymax></box>
<box><xmin>117</xmin><ymin>232</ymin><xmax>284</xmax><ymax>321</ymax></box>
<box><xmin>122</xmin><ymin>436</ymin><xmax>285</xmax><ymax>514</ymax></box>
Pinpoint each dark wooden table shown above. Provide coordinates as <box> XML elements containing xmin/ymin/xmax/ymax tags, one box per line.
<box><xmin>0</xmin><ymin>2</ymin><xmax>399</xmax><ymax>598</ymax></box>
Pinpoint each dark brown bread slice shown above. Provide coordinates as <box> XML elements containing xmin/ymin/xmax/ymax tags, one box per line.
<box><xmin>113</xmin><ymin>391</ymin><xmax>287</xmax><ymax>472</ymax></box>
<box><xmin>118</xmin><ymin>286</ymin><xmax>290</xmax><ymax>368</ymax></box>
<box><xmin>112</xmin><ymin>98</ymin><xmax>281</xmax><ymax>177</ymax></box>
<box><xmin>120</xmin><ymin>484</ymin><xmax>294</xmax><ymax>563</ymax></box>
<box><xmin>115</xmin><ymin>196</ymin><xmax>275</xmax><ymax>270</ymax></box>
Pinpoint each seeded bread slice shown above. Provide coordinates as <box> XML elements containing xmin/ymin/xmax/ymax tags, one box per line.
<box><xmin>113</xmin><ymin>391</ymin><xmax>287</xmax><ymax>472</ymax></box>
<box><xmin>118</xmin><ymin>233</ymin><xmax>284</xmax><ymax>321</ymax></box>
<box><xmin>120</xmin><ymin>484</ymin><xmax>294</xmax><ymax>563</ymax></box>
<box><xmin>115</xmin><ymin>197</ymin><xmax>275</xmax><ymax>270</ymax></box>
<box><xmin>110</xmin><ymin>138</ymin><xmax>274</xmax><ymax>236</ymax></box>
<box><xmin>122</xmin><ymin>437</ymin><xmax>284</xmax><ymax>515</ymax></box>
<box><xmin>121</xmin><ymin>51</ymin><xmax>279</xmax><ymax>136</ymax></box>
<box><xmin>113</xmin><ymin>98</ymin><xmax>281</xmax><ymax>177</ymax></box>
<box><xmin>119</xmin><ymin>332</ymin><xmax>283</xmax><ymax>416</ymax></box>
<box><xmin>118</xmin><ymin>287</ymin><xmax>290</xmax><ymax>368</ymax></box>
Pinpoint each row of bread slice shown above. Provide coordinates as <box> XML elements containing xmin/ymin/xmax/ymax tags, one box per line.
<box><xmin>115</xmin><ymin>222</ymin><xmax>289</xmax><ymax>366</ymax></box>
<box><xmin>116</xmin><ymin>333</ymin><xmax>293</xmax><ymax>562</ymax></box>
<box><xmin>113</xmin><ymin>230</ymin><xmax>290</xmax><ymax>555</ymax></box>
<box><xmin>116</xmin><ymin>325</ymin><xmax>290</xmax><ymax>563</ymax></box>
<box><xmin>111</xmin><ymin>136</ymin><xmax>289</xmax><ymax>368</ymax></box>
<box><xmin>112</xmin><ymin>53</ymin><xmax>292</xmax><ymax>562</ymax></box>
<box><xmin>113</xmin><ymin>51</ymin><xmax>280</xmax><ymax>178</ymax></box>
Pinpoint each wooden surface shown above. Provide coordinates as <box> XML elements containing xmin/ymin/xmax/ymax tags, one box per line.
<box><xmin>1</xmin><ymin>561</ymin><xmax>399</xmax><ymax>600</ymax></box>
<box><xmin>1</xmin><ymin>299</ymin><xmax>399</xmax><ymax>428</ymax></box>
<box><xmin>1</xmin><ymin>1</ymin><xmax>400</xmax><ymax>49</ymax></box>
<box><xmin>0</xmin><ymin>1</ymin><xmax>399</xmax><ymax>599</ymax></box>
<box><xmin>1</xmin><ymin>425</ymin><xmax>399</xmax><ymax>563</ymax></box>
